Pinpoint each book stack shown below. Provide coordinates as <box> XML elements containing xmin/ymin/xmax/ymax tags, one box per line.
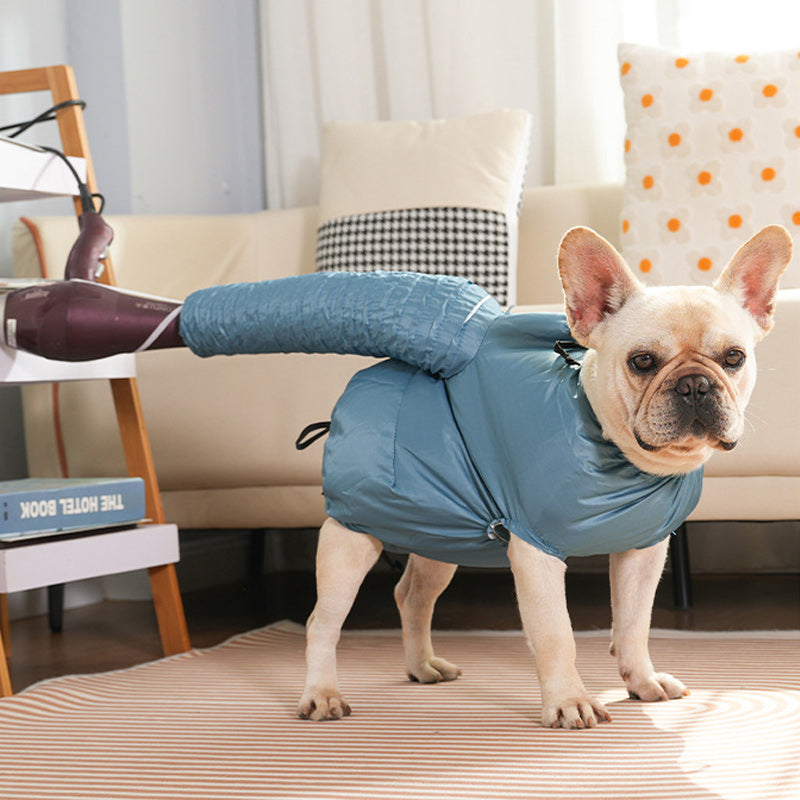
<box><xmin>0</xmin><ymin>477</ymin><xmax>147</xmax><ymax>544</ymax></box>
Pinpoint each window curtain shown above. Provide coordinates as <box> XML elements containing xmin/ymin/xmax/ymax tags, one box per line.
<box><xmin>259</xmin><ymin>0</ymin><xmax>800</xmax><ymax>209</ymax></box>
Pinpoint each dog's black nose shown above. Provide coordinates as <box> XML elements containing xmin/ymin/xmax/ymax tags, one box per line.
<box><xmin>674</xmin><ymin>374</ymin><xmax>711</xmax><ymax>403</ymax></box>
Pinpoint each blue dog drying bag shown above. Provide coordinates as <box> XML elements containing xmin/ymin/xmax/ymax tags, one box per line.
<box><xmin>181</xmin><ymin>271</ymin><xmax>702</xmax><ymax>567</ymax></box>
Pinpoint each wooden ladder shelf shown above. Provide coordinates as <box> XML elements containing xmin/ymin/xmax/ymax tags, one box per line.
<box><xmin>0</xmin><ymin>65</ymin><xmax>191</xmax><ymax>694</ymax></box>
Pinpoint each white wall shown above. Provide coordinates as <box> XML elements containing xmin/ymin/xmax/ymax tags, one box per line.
<box><xmin>1</xmin><ymin>0</ymin><xmax>264</xmax><ymax>272</ymax></box>
<box><xmin>0</xmin><ymin>0</ymin><xmax>71</xmax><ymax>276</ymax></box>
<box><xmin>117</xmin><ymin>0</ymin><xmax>264</xmax><ymax>214</ymax></box>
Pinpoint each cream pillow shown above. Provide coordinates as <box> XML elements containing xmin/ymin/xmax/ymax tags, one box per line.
<box><xmin>619</xmin><ymin>43</ymin><xmax>800</xmax><ymax>287</ymax></box>
<box><xmin>316</xmin><ymin>109</ymin><xmax>532</xmax><ymax>305</ymax></box>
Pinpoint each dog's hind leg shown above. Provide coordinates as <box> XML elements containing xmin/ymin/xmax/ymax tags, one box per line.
<box><xmin>298</xmin><ymin>518</ymin><xmax>383</xmax><ymax>721</ymax></box>
<box><xmin>394</xmin><ymin>554</ymin><xmax>461</xmax><ymax>683</ymax></box>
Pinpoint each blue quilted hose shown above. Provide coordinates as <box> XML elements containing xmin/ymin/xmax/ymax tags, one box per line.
<box><xmin>179</xmin><ymin>271</ymin><xmax>502</xmax><ymax>379</ymax></box>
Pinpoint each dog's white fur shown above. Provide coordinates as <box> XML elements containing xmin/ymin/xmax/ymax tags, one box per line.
<box><xmin>298</xmin><ymin>225</ymin><xmax>792</xmax><ymax>729</ymax></box>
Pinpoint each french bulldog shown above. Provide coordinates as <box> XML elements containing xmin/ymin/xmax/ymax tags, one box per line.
<box><xmin>297</xmin><ymin>224</ymin><xmax>791</xmax><ymax>729</ymax></box>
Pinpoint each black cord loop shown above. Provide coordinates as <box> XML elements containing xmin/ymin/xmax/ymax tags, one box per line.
<box><xmin>295</xmin><ymin>421</ymin><xmax>332</xmax><ymax>451</ymax></box>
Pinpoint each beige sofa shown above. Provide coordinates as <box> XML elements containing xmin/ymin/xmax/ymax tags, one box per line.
<box><xmin>12</xmin><ymin>184</ymin><xmax>800</xmax><ymax>540</ymax></box>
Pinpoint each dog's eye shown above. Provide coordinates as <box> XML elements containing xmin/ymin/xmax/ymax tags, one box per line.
<box><xmin>723</xmin><ymin>348</ymin><xmax>746</xmax><ymax>370</ymax></box>
<box><xmin>628</xmin><ymin>353</ymin><xmax>657</xmax><ymax>374</ymax></box>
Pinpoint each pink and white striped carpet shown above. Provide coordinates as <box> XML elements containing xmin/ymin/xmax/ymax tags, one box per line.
<box><xmin>0</xmin><ymin>622</ymin><xmax>797</xmax><ymax>799</ymax></box>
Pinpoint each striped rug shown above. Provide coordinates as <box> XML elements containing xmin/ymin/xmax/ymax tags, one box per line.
<box><xmin>0</xmin><ymin>622</ymin><xmax>797</xmax><ymax>800</ymax></box>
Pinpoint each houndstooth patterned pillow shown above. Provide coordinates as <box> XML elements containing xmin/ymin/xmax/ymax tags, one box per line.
<box><xmin>316</xmin><ymin>207</ymin><xmax>511</xmax><ymax>304</ymax></box>
<box><xmin>315</xmin><ymin>110</ymin><xmax>532</xmax><ymax>306</ymax></box>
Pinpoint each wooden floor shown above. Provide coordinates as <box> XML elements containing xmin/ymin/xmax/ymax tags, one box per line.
<box><xmin>4</xmin><ymin>570</ymin><xmax>799</xmax><ymax>693</ymax></box>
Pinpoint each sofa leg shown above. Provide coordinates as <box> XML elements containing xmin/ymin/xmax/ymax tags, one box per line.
<box><xmin>248</xmin><ymin>530</ymin><xmax>266</xmax><ymax>582</ymax></box>
<box><xmin>48</xmin><ymin>584</ymin><xmax>65</xmax><ymax>633</ymax></box>
<box><xmin>247</xmin><ymin>529</ymin><xmax>269</xmax><ymax>609</ymax></box>
<box><xmin>669</xmin><ymin>525</ymin><xmax>693</xmax><ymax>610</ymax></box>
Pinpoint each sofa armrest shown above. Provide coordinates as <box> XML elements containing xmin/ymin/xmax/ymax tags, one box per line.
<box><xmin>696</xmin><ymin>289</ymin><xmax>800</xmax><ymax>520</ymax></box>
<box><xmin>704</xmin><ymin>288</ymin><xmax>800</xmax><ymax>479</ymax></box>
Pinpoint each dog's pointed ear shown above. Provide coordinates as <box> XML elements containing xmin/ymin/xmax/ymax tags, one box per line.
<box><xmin>714</xmin><ymin>225</ymin><xmax>792</xmax><ymax>337</ymax></box>
<box><xmin>558</xmin><ymin>226</ymin><xmax>643</xmax><ymax>346</ymax></box>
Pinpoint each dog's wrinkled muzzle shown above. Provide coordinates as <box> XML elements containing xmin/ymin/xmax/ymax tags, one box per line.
<box><xmin>633</xmin><ymin>362</ymin><xmax>742</xmax><ymax>455</ymax></box>
<box><xmin>674</xmin><ymin>372</ymin><xmax>740</xmax><ymax>449</ymax></box>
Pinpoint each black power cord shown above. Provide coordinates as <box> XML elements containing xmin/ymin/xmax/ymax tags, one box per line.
<box><xmin>0</xmin><ymin>99</ymin><xmax>85</xmax><ymax>138</ymax></box>
<box><xmin>37</xmin><ymin>145</ymin><xmax>102</xmax><ymax>213</ymax></box>
<box><xmin>1</xmin><ymin>99</ymin><xmax>105</xmax><ymax>213</ymax></box>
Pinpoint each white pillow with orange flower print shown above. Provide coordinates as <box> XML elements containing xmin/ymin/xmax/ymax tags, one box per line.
<box><xmin>618</xmin><ymin>43</ymin><xmax>799</xmax><ymax>287</ymax></box>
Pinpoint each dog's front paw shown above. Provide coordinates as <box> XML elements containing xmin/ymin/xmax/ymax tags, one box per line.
<box><xmin>297</xmin><ymin>688</ymin><xmax>352</xmax><ymax>721</ymax></box>
<box><xmin>407</xmin><ymin>656</ymin><xmax>461</xmax><ymax>684</ymax></box>
<box><xmin>541</xmin><ymin>692</ymin><xmax>612</xmax><ymax>730</ymax></box>
<box><xmin>625</xmin><ymin>671</ymin><xmax>690</xmax><ymax>702</ymax></box>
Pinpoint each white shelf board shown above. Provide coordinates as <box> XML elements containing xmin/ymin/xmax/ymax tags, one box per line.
<box><xmin>0</xmin><ymin>136</ymin><xmax>87</xmax><ymax>202</ymax></box>
<box><xmin>0</xmin><ymin>342</ymin><xmax>135</xmax><ymax>384</ymax></box>
<box><xmin>0</xmin><ymin>524</ymin><xmax>180</xmax><ymax>593</ymax></box>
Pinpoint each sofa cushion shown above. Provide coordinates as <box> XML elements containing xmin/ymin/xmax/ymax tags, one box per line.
<box><xmin>315</xmin><ymin>109</ymin><xmax>532</xmax><ymax>305</ymax></box>
<box><xmin>618</xmin><ymin>43</ymin><xmax>800</xmax><ymax>287</ymax></box>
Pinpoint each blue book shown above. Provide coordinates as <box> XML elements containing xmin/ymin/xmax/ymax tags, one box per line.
<box><xmin>0</xmin><ymin>477</ymin><xmax>147</xmax><ymax>540</ymax></box>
